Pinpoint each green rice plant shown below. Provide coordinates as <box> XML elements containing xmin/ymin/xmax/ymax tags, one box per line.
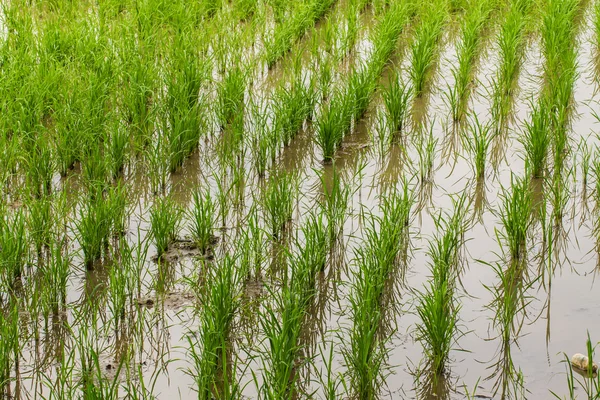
<box><xmin>149</xmin><ymin>196</ymin><xmax>183</xmax><ymax>258</ymax></box>
<box><xmin>259</xmin><ymin>279</ymin><xmax>305</xmax><ymax>399</ymax></box>
<box><xmin>447</xmin><ymin>0</ymin><xmax>493</xmax><ymax>123</ymax></box>
<box><xmin>0</xmin><ymin>211</ymin><xmax>28</xmax><ymax>279</ymax></box>
<box><xmin>463</xmin><ymin>114</ymin><xmax>493</xmax><ymax>180</ymax></box>
<box><xmin>481</xmin><ymin>256</ymin><xmax>536</xmax><ymax>398</ymax></box>
<box><xmin>107</xmin><ymin>182</ymin><xmax>129</xmax><ymax>236</ymax></box>
<box><xmin>273</xmin><ymin>77</ymin><xmax>316</xmax><ymax>147</ymax></box>
<box><xmin>381</xmin><ymin>70</ymin><xmax>412</xmax><ymax>140</ymax></box>
<box><xmin>188</xmin><ymin>254</ymin><xmax>241</xmax><ymax>399</ymax></box>
<box><xmin>217</xmin><ymin>63</ymin><xmax>246</xmax><ymax>129</ymax></box>
<box><xmin>316</xmin><ymin>1</ymin><xmax>412</xmax><ymax>162</ymax></box>
<box><xmin>26</xmin><ymin>196</ymin><xmax>53</xmax><ymax>255</ymax></box>
<box><xmin>262</xmin><ymin>171</ymin><xmax>297</xmax><ymax>239</ymax></box>
<box><xmin>490</xmin><ymin>0</ymin><xmax>530</xmax><ymax>133</ymax></box>
<box><xmin>415</xmin><ymin>196</ymin><xmax>467</xmax><ymax>376</ymax></box>
<box><xmin>24</xmin><ymin>136</ymin><xmax>54</xmax><ymax>199</ymax></box>
<box><xmin>81</xmin><ymin>143</ymin><xmax>109</xmax><ymax>200</ymax></box>
<box><xmin>409</xmin><ymin>0</ymin><xmax>447</xmax><ymax>97</ymax></box>
<box><xmin>189</xmin><ymin>187</ymin><xmax>216</xmax><ymax>255</ymax></box>
<box><xmin>417</xmin><ymin>125</ymin><xmax>438</xmax><ymax>183</ymax></box>
<box><xmin>521</xmin><ymin>102</ymin><xmax>550</xmax><ymax>179</ymax></box>
<box><xmin>162</xmin><ymin>41</ymin><xmax>207</xmax><ymax>172</ymax></box>
<box><xmin>496</xmin><ymin>175</ymin><xmax>532</xmax><ymax>263</ymax></box>
<box><xmin>146</xmin><ymin>135</ymin><xmax>170</xmax><ymax>196</ymax></box>
<box><xmin>40</xmin><ymin>240</ymin><xmax>70</xmax><ymax>315</ymax></box>
<box><xmin>121</xmin><ymin>52</ymin><xmax>156</xmax><ymax>152</ymax></box>
<box><xmin>319</xmin><ymin>166</ymin><xmax>352</xmax><ymax>243</ymax></box>
<box><xmin>259</xmin><ymin>211</ymin><xmax>328</xmax><ymax>398</ymax></box>
<box><xmin>0</xmin><ymin>303</ymin><xmax>19</xmax><ymax>395</ymax></box>
<box><xmin>264</xmin><ymin>0</ymin><xmax>336</xmax><ymax>68</ymax></box>
<box><xmin>76</xmin><ymin>195</ymin><xmax>112</xmax><ymax>269</ymax></box>
<box><xmin>107</xmin><ymin>259</ymin><xmax>130</xmax><ymax>331</ymax></box>
<box><xmin>105</xmin><ymin>122</ymin><xmax>129</xmax><ymax>180</ymax></box>
<box><xmin>236</xmin><ymin>0</ymin><xmax>258</xmax><ymax>20</ymax></box>
<box><xmin>315</xmin><ymin>91</ymin><xmax>351</xmax><ymax>162</ymax></box>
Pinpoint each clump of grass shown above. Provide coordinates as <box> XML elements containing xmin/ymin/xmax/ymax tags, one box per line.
<box><xmin>189</xmin><ymin>187</ymin><xmax>216</xmax><ymax>256</ymax></box>
<box><xmin>273</xmin><ymin>76</ymin><xmax>316</xmax><ymax>147</ymax></box>
<box><xmin>217</xmin><ymin>62</ymin><xmax>246</xmax><ymax>129</ymax></box>
<box><xmin>76</xmin><ymin>195</ymin><xmax>112</xmax><ymax>269</ymax></box>
<box><xmin>149</xmin><ymin>196</ymin><xmax>183</xmax><ymax>258</ymax></box>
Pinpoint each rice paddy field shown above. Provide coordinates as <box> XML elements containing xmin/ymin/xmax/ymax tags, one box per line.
<box><xmin>3</xmin><ymin>0</ymin><xmax>600</xmax><ymax>398</ymax></box>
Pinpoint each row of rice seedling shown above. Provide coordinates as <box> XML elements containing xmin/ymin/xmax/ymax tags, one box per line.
<box><xmin>489</xmin><ymin>0</ymin><xmax>533</xmax><ymax>136</ymax></box>
<box><xmin>344</xmin><ymin>182</ymin><xmax>414</xmax><ymax>399</ymax></box>
<box><xmin>316</xmin><ymin>0</ymin><xmax>414</xmax><ymax>162</ymax></box>
<box><xmin>409</xmin><ymin>0</ymin><xmax>449</xmax><ymax>98</ymax></box>
<box><xmin>446</xmin><ymin>0</ymin><xmax>496</xmax><ymax>124</ymax></box>
<box><xmin>415</xmin><ymin>195</ymin><xmax>468</xmax><ymax>381</ymax></box>
<box><xmin>265</xmin><ymin>0</ymin><xmax>338</xmax><ymax>68</ymax></box>
<box><xmin>259</xmin><ymin>212</ymin><xmax>329</xmax><ymax>398</ymax></box>
<box><xmin>536</xmin><ymin>0</ymin><xmax>582</xmax><ymax>177</ymax></box>
<box><xmin>188</xmin><ymin>255</ymin><xmax>243</xmax><ymax>399</ymax></box>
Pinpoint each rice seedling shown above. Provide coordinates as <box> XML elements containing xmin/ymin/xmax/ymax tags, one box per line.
<box><xmin>26</xmin><ymin>196</ymin><xmax>54</xmax><ymax>255</ymax></box>
<box><xmin>417</xmin><ymin>124</ymin><xmax>438</xmax><ymax>184</ymax></box>
<box><xmin>496</xmin><ymin>175</ymin><xmax>532</xmax><ymax>263</ymax></box>
<box><xmin>409</xmin><ymin>0</ymin><xmax>448</xmax><ymax>97</ymax></box>
<box><xmin>76</xmin><ymin>195</ymin><xmax>112</xmax><ymax>269</ymax></box>
<box><xmin>0</xmin><ymin>303</ymin><xmax>19</xmax><ymax>395</ymax></box>
<box><xmin>189</xmin><ymin>187</ymin><xmax>217</xmax><ymax>256</ymax></box>
<box><xmin>463</xmin><ymin>114</ymin><xmax>493</xmax><ymax>180</ymax></box>
<box><xmin>319</xmin><ymin>166</ymin><xmax>352</xmax><ymax>243</ymax></box>
<box><xmin>447</xmin><ymin>0</ymin><xmax>494</xmax><ymax>123</ymax></box>
<box><xmin>106</xmin><ymin>122</ymin><xmax>130</xmax><ymax>180</ymax></box>
<box><xmin>381</xmin><ymin>70</ymin><xmax>412</xmax><ymax>141</ymax></box>
<box><xmin>0</xmin><ymin>210</ymin><xmax>28</xmax><ymax>280</ymax></box>
<box><xmin>262</xmin><ymin>171</ymin><xmax>297</xmax><ymax>239</ymax></box>
<box><xmin>521</xmin><ymin>102</ymin><xmax>550</xmax><ymax>179</ymax></box>
<box><xmin>217</xmin><ymin>54</ymin><xmax>246</xmax><ymax>127</ymax></box>
<box><xmin>149</xmin><ymin>195</ymin><xmax>183</xmax><ymax>258</ymax></box>
<box><xmin>40</xmin><ymin>240</ymin><xmax>71</xmax><ymax>315</ymax></box>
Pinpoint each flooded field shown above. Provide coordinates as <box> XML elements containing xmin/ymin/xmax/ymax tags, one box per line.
<box><xmin>1</xmin><ymin>0</ymin><xmax>600</xmax><ymax>399</ymax></box>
